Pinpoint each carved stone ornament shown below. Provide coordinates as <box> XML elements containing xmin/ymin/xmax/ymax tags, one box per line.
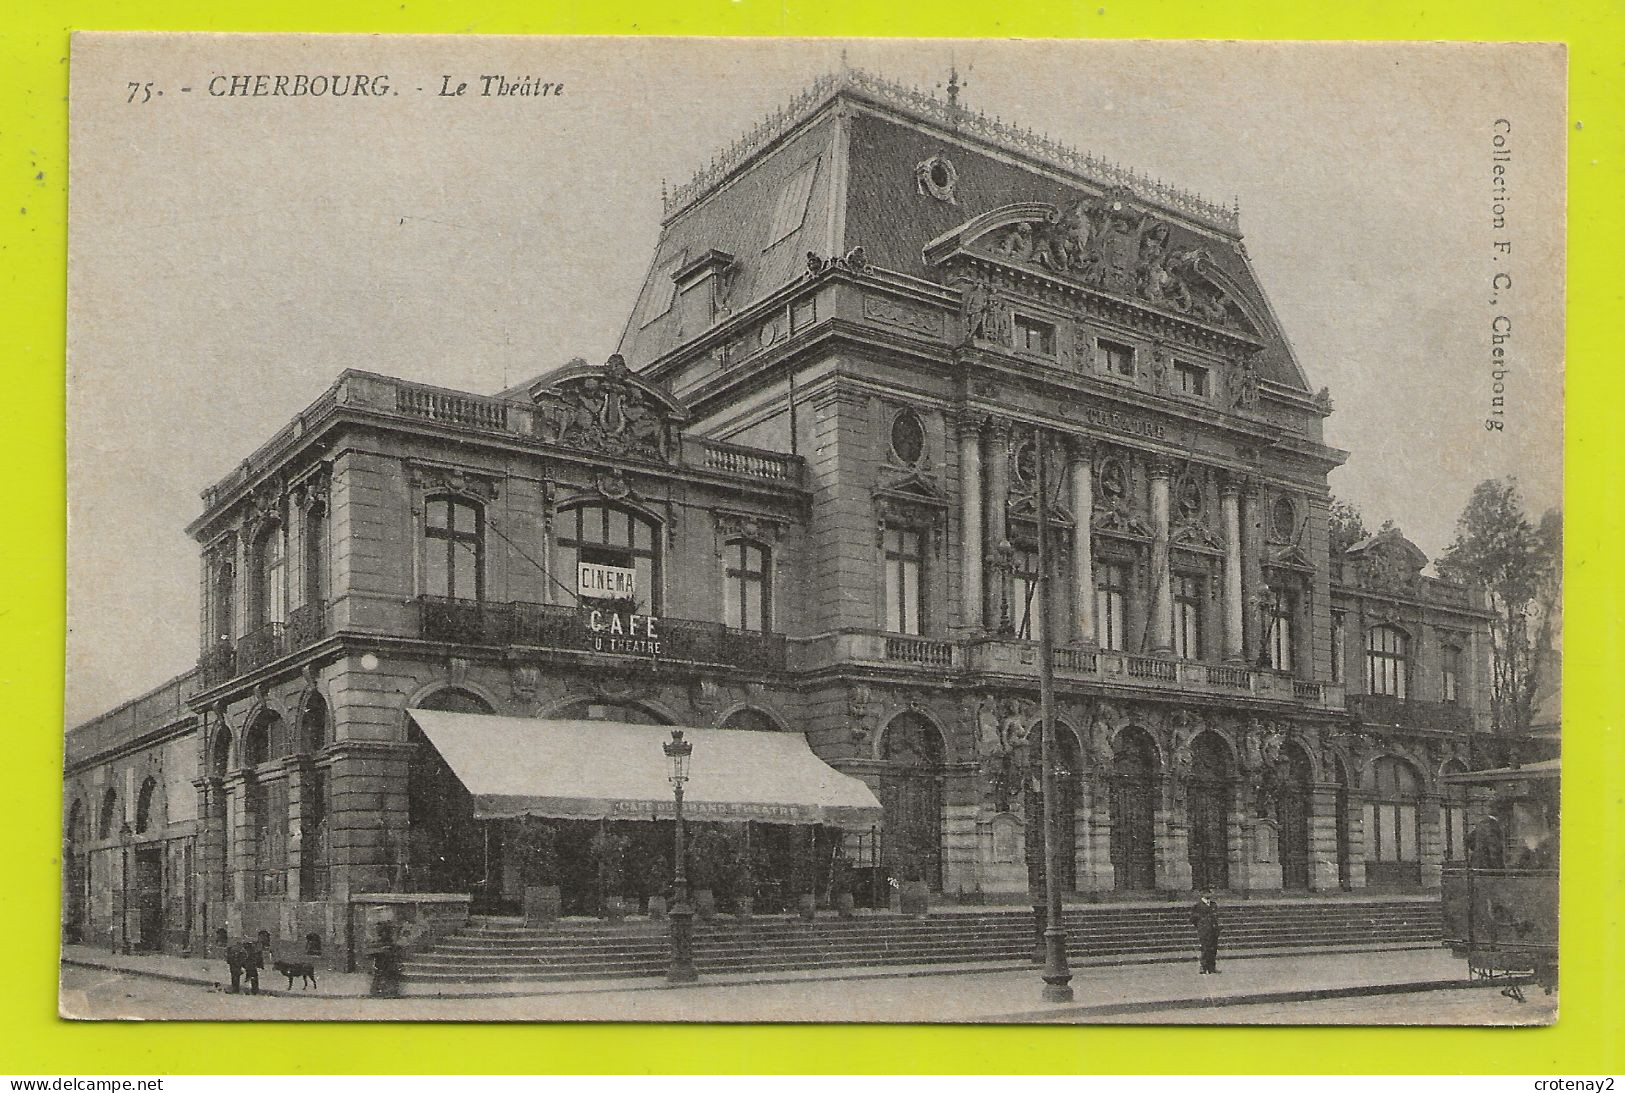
<box><xmin>1092</xmin><ymin>454</ymin><xmax>1151</xmax><ymax>538</ymax></box>
<box><xmin>806</xmin><ymin>247</ymin><xmax>870</xmax><ymax>277</ymax></box>
<box><xmin>915</xmin><ymin>154</ymin><xmax>959</xmax><ymax>204</ymax></box>
<box><xmin>847</xmin><ymin>683</ymin><xmax>875</xmax><ymax>743</ymax></box>
<box><xmin>593</xmin><ymin>468</ymin><xmax>632</xmax><ymax>501</ymax></box>
<box><xmin>973</xmin><ymin>190</ymin><xmax>1248</xmax><ymax>329</ymax></box>
<box><xmin>294</xmin><ymin>466</ymin><xmax>331</xmax><ymax>515</ymax></box>
<box><xmin>690</xmin><ymin>676</ymin><xmax>722</xmax><ymax>713</ymax></box>
<box><xmin>408</xmin><ymin>464</ymin><xmax>499</xmax><ymax>503</ymax></box>
<box><xmin>531</xmin><ymin>354</ymin><xmax>680</xmax><ymax>464</ymax></box>
<box><xmin>510</xmin><ymin>665</ymin><xmax>540</xmax><ymax>699</ymax></box>
<box><xmin>956</xmin><ymin>275</ymin><xmax>1014</xmax><ymax>348</ymax></box>
<box><xmin>714</xmin><ymin>510</ymin><xmax>786</xmax><ymax>555</ymax></box>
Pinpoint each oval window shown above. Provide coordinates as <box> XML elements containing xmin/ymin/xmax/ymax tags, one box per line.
<box><xmin>890</xmin><ymin>409</ymin><xmax>926</xmax><ymax>465</ymax></box>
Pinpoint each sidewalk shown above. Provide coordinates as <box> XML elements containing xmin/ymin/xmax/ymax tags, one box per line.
<box><xmin>60</xmin><ymin>939</ymin><xmax>1503</xmax><ymax>1022</ymax></box>
<box><xmin>61</xmin><ymin>944</ymin><xmax>373</xmax><ymax>997</ymax></box>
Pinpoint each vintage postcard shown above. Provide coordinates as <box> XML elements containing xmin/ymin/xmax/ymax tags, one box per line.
<box><xmin>62</xmin><ymin>33</ymin><xmax>1565</xmax><ymax>1024</ymax></box>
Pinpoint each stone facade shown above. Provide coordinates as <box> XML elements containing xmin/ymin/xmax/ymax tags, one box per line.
<box><xmin>64</xmin><ymin>68</ymin><xmax>1497</xmax><ymax>969</ymax></box>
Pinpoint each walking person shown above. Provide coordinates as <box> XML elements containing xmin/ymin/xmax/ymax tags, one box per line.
<box><xmin>1190</xmin><ymin>890</ymin><xmax>1221</xmax><ymax>974</ymax></box>
<box><xmin>224</xmin><ymin>936</ymin><xmax>260</xmax><ymax>994</ymax></box>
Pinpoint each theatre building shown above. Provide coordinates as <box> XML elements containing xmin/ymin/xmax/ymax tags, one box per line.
<box><xmin>63</xmin><ymin>68</ymin><xmax>1495</xmax><ymax>966</ymax></box>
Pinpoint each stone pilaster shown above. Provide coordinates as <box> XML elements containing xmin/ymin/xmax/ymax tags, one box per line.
<box><xmin>1068</xmin><ymin>437</ymin><xmax>1096</xmax><ymax>646</ymax></box>
<box><xmin>957</xmin><ymin>414</ymin><xmax>985</xmax><ymax>632</ymax></box>
<box><xmin>1148</xmin><ymin>457</ymin><xmax>1174</xmax><ymax>654</ymax></box>
<box><xmin>1220</xmin><ymin>475</ymin><xmax>1245</xmax><ymax>662</ymax></box>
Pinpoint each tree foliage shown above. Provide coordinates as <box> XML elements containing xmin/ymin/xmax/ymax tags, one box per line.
<box><xmin>1435</xmin><ymin>478</ymin><xmax>1561</xmax><ymax>737</ymax></box>
<box><xmin>1328</xmin><ymin>496</ymin><xmax>1370</xmax><ymax>556</ymax></box>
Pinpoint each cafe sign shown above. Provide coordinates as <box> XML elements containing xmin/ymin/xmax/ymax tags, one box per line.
<box><xmin>586</xmin><ymin>609</ymin><xmax>662</xmax><ymax>657</ymax></box>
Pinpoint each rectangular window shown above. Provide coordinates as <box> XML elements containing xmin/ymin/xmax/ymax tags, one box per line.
<box><xmin>1442</xmin><ymin>645</ymin><xmax>1461</xmax><ymax>703</ymax></box>
<box><xmin>1095</xmin><ymin>561</ymin><xmax>1128</xmax><ymax>651</ymax></box>
<box><xmin>1267</xmin><ymin>587</ymin><xmax>1295</xmax><ymax>673</ymax></box>
<box><xmin>1097</xmin><ymin>339</ymin><xmax>1135</xmax><ymax>377</ymax></box>
<box><xmin>1173</xmin><ymin>574</ymin><xmax>1204</xmax><ymax>660</ymax></box>
<box><xmin>424</xmin><ymin>497</ymin><xmax>484</xmax><ymax>600</ymax></box>
<box><xmin>724</xmin><ymin>540</ymin><xmax>771</xmax><ymax>633</ymax></box>
<box><xmin>1014</xmin><ymin>316</ymin><xmax>1056</xmax><ymax>356</ymax></box>
<box><xmin>1330</xmin><ymin>612</ymin><xmax>1346</xmax><ymax>685</ymax></box>
<box><xmin>1013</xmin><ymin>547</ymin><xmax>1040</xmax><ymax>639</ymax></box>
<box><xmin>1363</xmin><ymin>803</ymin><xmax>1378</xmax><ymax>861</ymax></box>
<box><xmin>883</xmin><ymin>526</ymin><xmax>924</xmax><ymax>635</ymax></box>
<box><xmin>1174</xmin><ymin>361</ymin><xmax>1210</xmax><ymax>396</ymax></box>
<box><xmin>766</xmin><ymin>157</ymin><xmax>820</xmax><ymax>247</ymax></box>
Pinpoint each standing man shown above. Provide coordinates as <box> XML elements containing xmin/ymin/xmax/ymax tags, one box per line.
<box><xmin>1191</xmin><ymin>890</ymin><xmax>1221</xmax><ymax>974</ymax></box>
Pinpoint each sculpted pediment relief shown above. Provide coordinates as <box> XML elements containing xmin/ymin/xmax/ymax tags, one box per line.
<box><xmin>926</xmin><ymin>191</ymin><xmax>1259</xmax><ymax>335</ymax></box>
<box><xmin>529</xmin><ymin>354</ymin><xmax>686</xmax><ymax>465</ymax></box>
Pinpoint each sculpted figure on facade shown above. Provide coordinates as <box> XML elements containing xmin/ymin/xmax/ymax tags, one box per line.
<box><xmin>957</xmin><ymin>276</ymin><xmax>1012</xmax><ymax>347</ymax></box>
<box><xmin>847</xmin><ymin>683</ymin><xmax>875</xmax><ymax>743</ymax></box>
<box><xmin>532</xmin><ymin>355</ymin><xmax>677</xmax><ymax>464</ymax></box>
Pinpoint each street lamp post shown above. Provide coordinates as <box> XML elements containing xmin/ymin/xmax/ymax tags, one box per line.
<box><xmin>663</xmin><ymin>729</ymin><xmax>698</xmax><ymax>984</ymax></box>
<box><xmin>1034</xmin><ymin>429</ymin><xmax>1074</xmax><ymax>1003</ymax></box>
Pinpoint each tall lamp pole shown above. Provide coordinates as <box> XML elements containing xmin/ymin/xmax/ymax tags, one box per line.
<box><xmin>1035</xmin><ymin>428</ymin><xmax>1074</xmax><ymax>1003</ymax></box>
<box><xmin>664</xmin><ymin>729</ymin><xmax>698</xmax><ymax>984</ymax></box>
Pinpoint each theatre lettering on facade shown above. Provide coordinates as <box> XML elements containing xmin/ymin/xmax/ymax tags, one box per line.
<box><xmin>62</xmin><ymin>68</ymin><xmax>1495</xmax><ymax>966</ymax></box>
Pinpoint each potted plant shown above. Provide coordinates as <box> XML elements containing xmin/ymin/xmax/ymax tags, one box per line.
<box><xmin>643</xmin><ymin>856</ymin><xmax>669</xmax><ymax>920</ymax></box>
<box><xmin>513</xmin><ymin>817</ymin><xmax>562</xmax><ymax>925</ymax></box>
<box><xmin>895</xmin><ymin>831</ymin><xmax>933</xmax><ymax>916</ymax></box>
<box><xmin>688</xmin><ymin>826</ymin><xmax>723</xmax><ymax>921</ymax></box>
<box><xmin>789</xmin><ymin>842</ymin><xmax>817</xmax><ymax>920</ymax></box>
<box><xmin>590</xmin><ymin>828</ymin><xmax>630</xmax><ymax>920</ymax></box>
<box><xmin>830</xmin><ymin>851</ymin><xmax>856</xmax><ymax>918</ymax></box>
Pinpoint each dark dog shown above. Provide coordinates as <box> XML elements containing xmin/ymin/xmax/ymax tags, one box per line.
<box><xmin>273</xmin><ymin>959</ymin><xmax>318</xmax><ymax>990</ymax></box>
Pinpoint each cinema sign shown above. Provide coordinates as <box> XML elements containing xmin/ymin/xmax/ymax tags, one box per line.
<box><xmin>577</xmin><ymin>562</ymin><xmax>662</xmax><ymax>656</ymax></box>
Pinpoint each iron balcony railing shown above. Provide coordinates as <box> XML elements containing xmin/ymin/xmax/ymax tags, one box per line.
<box><xmin>1348</xmin><ymin>693</ymin><xmax>1475</xmax><ymax>733</ymax></box>
<box><xmin>416</xmin><ymin>596</ymin><xmax>788</xmax><ymax>671</ymax></box>
<box><xmin>197</xmin><ymin>602</ymin><xmax>329</xmax><ymax>690</ymax></box>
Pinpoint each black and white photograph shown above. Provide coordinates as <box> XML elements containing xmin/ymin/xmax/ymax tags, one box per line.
<box><xmin>61</xmin><ymin>34</ymin><xmax>1565</xmax><ymax>1024</ymax></box>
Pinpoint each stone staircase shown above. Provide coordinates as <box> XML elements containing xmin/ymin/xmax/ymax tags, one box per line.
<box><xmin>400</xmin><ymin>896</ymin><xmax>1442</xmax><ymax>988</ymax></box>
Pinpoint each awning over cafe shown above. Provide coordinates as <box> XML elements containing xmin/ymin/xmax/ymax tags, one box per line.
<box><xmin>406</xmin><ymin>710</ymin><xmax>883</xmax><ymax>828</ymax></box>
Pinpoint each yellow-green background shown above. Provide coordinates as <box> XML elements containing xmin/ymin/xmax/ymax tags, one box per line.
<box><xmin>2</xmin><ymin>0</ymin><xmax>1618</xmax><ymax>1075</ymax></box>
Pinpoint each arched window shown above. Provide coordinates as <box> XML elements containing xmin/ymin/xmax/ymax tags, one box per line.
<box><xmin>304</xmin><ymin>503</ymin><xmax>329</xmax><ymax>606</ymax></box>
<box><xmin>211</xmin><ymin>558</ymin><xmax>235</xmax><ymax>644</ymax></box>
<box><xmin>1366</xmin><ymin>625</ymin><xmax>1410</xmax><ymax>697</ymax></box>
<box><xmin>134</xmin><ymin>776</ymin><xmax>159</xmax><ymax>834</ymax></box>
<box><xmin>408</xmin><ymin>689</ymin><xmax>496</xmax><ymax>894</ymax></box>
<box><xmin>1111</xmin><ymin>726</ymin><xmax>1159</xmax><ymax>890</ymax></box>
<box><xmin>424</xmin><ymin>496</ymin><xmax>485</xmax><ymax>600</ymax></box>
<box><xmin>245</xmin><ymin>710</ymin><xmax>286</xmax><ymax>767</ymax></box>
<box><xmin>719</xmin><ymin>707</ymin><xmax>779</xmax><ymax>732</ymax></box>
<box><xmin>1441</xmin><ymin>644</ymin><xmax>1462</xmax><ymax>704</ymax></box>
<box><xmin>557</xmin><ymin>503</ymin><xmax>661</xmax><ymax>613</ymax></box>
<box><xmin>98</xmin><ymin>787</ymin><xmax>119</xmax><ymax>840</ymax></box>
<box><xmin>722</xmin><ymin>539</ymin><xmax>771</xmax><ymax>632</ymax></box>
<box><xmin>67</xmin><ymin>800</ymin><xmax>86</xmax><ymax>847</ymax></box>
<box><xmin>252</xmin><ymin>522</ymin><xmax>286</xmax><ymax>629</ymax></box>
<box><xmin>209</xmin><ymin>726</ymin><xmax>233</xmax><ymax>778</ymax></box>
<box><xmin>1365</xmin><ymin>756</ymin><xmax>1422</xmax><ymax>885</ymax></box>
<box><xmin>299</xmin><ymin>693</ymin><xmax>329</xmax><ymax>754</ymax></box>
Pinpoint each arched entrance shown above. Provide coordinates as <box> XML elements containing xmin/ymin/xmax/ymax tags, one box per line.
<box><xmin>1187</xmin><ymin>733</ymin><xmax>1233</xmax><ymax>891</ymax></box>
<box><xmin>1365</xmin><ymin>755</ymin><xmax>1423</xmax><ymax>887</ymax></box>
<box><xmin>298</xmin><ymin>693</ymin><xmax>331</xmax><ymax>900</ymax></box>
<box><xmin>64</xmin><ymin>800</ymin><xmax>88</xmax><ymax>941</ymax></box>
<box><xmin>879</xmin><ymin>713</ymin><xmax>946</xmax><ymax>891</ymax></box>
<box><xmin>1024</xmin><ymin>725</ymin><xmax>1082</xmax><ymax>891</ymax></box>
<box><xmin>1275</xmin><ymin>743</ymin><xmax>1313</xmax><ymax>889</ymax></box>
<box><xmin>407</xmin><ymin>688</ymin><xmax>494</xmax><ymax>901</ymax></box>
<box><xmin>1110</xmin><ymin>727</ymin><xmax>1158</xmax><ymax>891</ymax></box>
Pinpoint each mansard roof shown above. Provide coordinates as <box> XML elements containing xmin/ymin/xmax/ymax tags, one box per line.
<box><xmin>618</xmin><ymin>66</ymin><xmax>1312</xmax><ymax>392</ymax></box>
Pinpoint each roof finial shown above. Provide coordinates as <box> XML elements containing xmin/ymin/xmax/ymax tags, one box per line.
<box><xmin>939</xmin><ymin>55</ymin><xmax>970</xmax><ymax>110</ymax></box>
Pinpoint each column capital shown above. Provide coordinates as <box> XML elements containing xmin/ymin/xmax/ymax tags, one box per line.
<box><xmin>984</xmin><ymin>417</ymin><xmax>1013</xmax><ymax>445</ymax></box>
<box><xmin>1064</xmin><ymin>433</ymin><xmax>1098</xmax><ymax>463</ymax></box>
<box><xmin>1219</xmin><ymin>469</ymin><xmax>1248</xmax><ymax>496</ymax></box>
<box><xmin>1148</xmin><ymin>454</ymin><xmax>1174</xmax><ymax>480</ymax></box>
<box><xmin>952</xmin><ymin>409</ymin><xmax>988</xmax><ymax>438</ymax></box>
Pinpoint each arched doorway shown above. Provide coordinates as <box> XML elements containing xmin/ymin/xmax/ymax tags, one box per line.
<box><xmin>1365</xmin><ymin>756</ymin><xmax>1423</xmax><ymax>887</ymax></box>
<box><xmin>407</xmin><ymin>688</ymin><xmax>494</xmax><ymax>901</ymax></box>
<box><xmin>299</xmin><ymin>694</ymin><xmax>332</xmax><ymax>900</ymax></box>
<box><xmin>1110</xmin><ymin>727</ymin><xmax>1158</xmax><ymax>891</ymax></box>
<box><xmin>1275</xmin><ymin>744</ymin><xmax>1313</xmax><ymax>889</ymax></box>
<box><xmin>64</xmin><ymin>800</ymin><xmax>88</xmax><ymax>941</ymax></box>
<box><xmin>1187</xmin><ymin>733</ymin><xmax>1233</xmax><ymax>891</ymax></box>
<box><xmin>879</xmin><ymin>713</ymin><xmax>946</xmax><ymax>891</ymax></box>
<box><xmin>1023</xmin><ymin>725</ymin><xmax>1082</xmax><ymax>891</ymax></box>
